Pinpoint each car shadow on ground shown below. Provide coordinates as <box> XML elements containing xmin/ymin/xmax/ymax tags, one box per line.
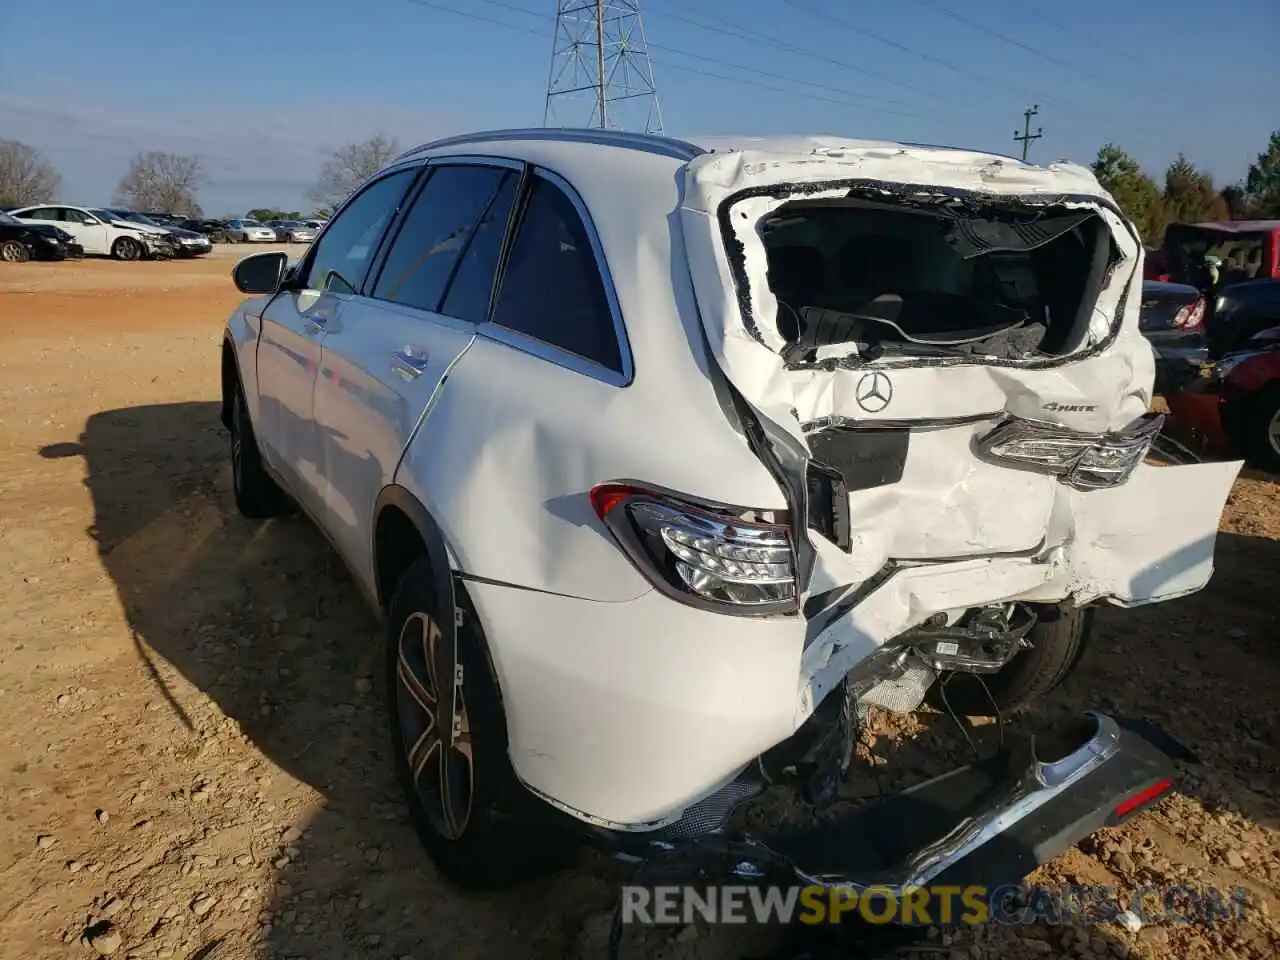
<box><xmin>43</xmin><ymin>401</ymin><xmax>614</xmax><ymax>960</ymax></box>
<box><xmin>44</xmin><ymin>401</ymin><xmax>1280</xmax><ymax>959</ymax></box>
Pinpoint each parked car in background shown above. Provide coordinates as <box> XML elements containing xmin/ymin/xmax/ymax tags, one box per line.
<box><xmin>221</xmin><ymin>128</ymin><xmax>1237</xmax><ymax>893</ymax></box>
<box><xmin>178</xmin><ymin>219</ymin><xmax>234</xmax><ymax>243</ymax></box>
<box><xmin>8</xmin><ymin>203</ymin><xmax>173</xmax><ymax>260</ymax></box>
<box><xmin>0</xmin><ymin>209</ymin><xmax>84</xmax><ymax>261</ymax></box>
<box><xmin>1162</xmin><ymin>220</ymin><xmax>1280</xmax><ymax>291</ymax></box>
<box><xmin>226</xmin><ymin>219</ymin><xmax>277</xmax><ymax>243</ymax></box>
<box><xmin>264</xmin><ymin>220</ymin><xmax>317</xmax><ymax>243</ymax></box>
<box><xmin>142</xmin><ymin>212</ymin><xmax>187</xmax><ymax>228</ymax></box>
<box><xmin>1204</xmin><ymin>277</ymin><xmax>1280</xmax><ymax>360</ymax></box>
<box><xmin>106</xmin><ymin>209</ymin><xmax>213</xmax><ymax>257</ymax></box>
<box><xmin>300</xmin><ymin>218</ymin><xmax>328</xmax><ymax>230</ymax></box>
<box><xmin>1165</xmin><ymin>323</ymin><xmax>1280</xmax><ymax>472</ymax></box>
<box><xmin>1139</xmin><ymin>280</ymin><xmax>1206</xmax><ymax>392</ymax></box>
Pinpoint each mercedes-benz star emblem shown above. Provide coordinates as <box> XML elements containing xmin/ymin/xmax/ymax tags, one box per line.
<box><xmin>855</xmin><ymin>372</ymin><xmax>893</xmax><ymax>413</ymax></box>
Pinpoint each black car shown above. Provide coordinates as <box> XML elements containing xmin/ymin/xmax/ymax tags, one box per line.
<box><xmin>106</xmin><ymin>209</ymin><xmax>213</xmax><ymax>258</ymax></box>
<box><xmin>1139</xmin><ymin>280</ymin><xmax>1206</xmax><ymax>392</ymax></box>
<box><xmin>141</xmin><ymin>212</ymin><xmax>186</xmax><ymax>227</ymax></box>
<box><xmin>0</xmin><ymin>209</ymin><xmax>84</xmax><ymax>262</ymax></box>
<box><xmin>179</xmin><ymin>218</ymin><xmax>233</xmax><ymax>241</ymax></box>
<box><xmin>1207</xmin><ymin>278</ymin><xmax>1280</xmax><ymax>360</ymax></box>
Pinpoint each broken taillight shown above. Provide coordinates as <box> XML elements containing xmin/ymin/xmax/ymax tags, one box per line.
<box><xmin>1113</xmin><ymin>777</ymin><xmax>1174</xmax><ymax>819</ymax></box>
<box><xmin>589</xmin><ymin>482</ymin><xmax>798</xmax><ymax>616</ymax></box>
<box><xmin>976</xmin><ymin>413</ymin><xmax>1164</xmax><ymax>490</ymax></box>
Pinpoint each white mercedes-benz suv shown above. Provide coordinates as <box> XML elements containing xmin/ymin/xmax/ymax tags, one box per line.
<box><xmin>220</xmin><ymin>128</ymin><xmax>1240</xmax><ymax>893</ymax></box>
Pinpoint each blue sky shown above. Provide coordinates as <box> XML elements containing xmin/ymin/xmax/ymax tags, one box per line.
<box><xmin>1</xmin><ymin>0</ymin><xmax>1275</xmax><ymax>215</ymax></box>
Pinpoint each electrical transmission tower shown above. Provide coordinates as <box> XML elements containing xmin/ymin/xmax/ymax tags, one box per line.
<box><xmin>543</xmin><ymin>1</ymin><xmax>664</xmax><ymax>134</ymax></box>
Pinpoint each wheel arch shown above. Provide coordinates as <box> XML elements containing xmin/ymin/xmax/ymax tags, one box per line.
<box><xmin>220</xmin><ymin>335</ymin><xmax>238</xmax><ymax>429</ymax></box>
<box><xmin>373</xmin><ymin>484</ymin><xmax>457</xmax><ymax>621</ymax></box>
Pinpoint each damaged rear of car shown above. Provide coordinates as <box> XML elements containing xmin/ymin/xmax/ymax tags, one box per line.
<box><xmin>641</xmin><ymin>138</ymin><xmax>1243</xmax><ymax>902</ymax></box>
<box><xmin>222</xmin><ymin>129</ymin><xmax>1243</xmax><ymax>917</ymax></box>
<box><xmin>679</xmin><ymin>141</ymin><xmax>1241</xmax><ymax>724</ymax></box>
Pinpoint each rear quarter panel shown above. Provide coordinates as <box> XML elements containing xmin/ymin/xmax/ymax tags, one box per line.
<box><xmin>394</xmin><ymin>141</ymin><xmax>787</xmax><ymax>602</ymax></box>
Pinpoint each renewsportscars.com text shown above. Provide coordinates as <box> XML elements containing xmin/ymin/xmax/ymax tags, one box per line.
<box><xmin>621</xmin><ymin>883</ymin><xmax>1251</xmax><ymax>927</ymax></box>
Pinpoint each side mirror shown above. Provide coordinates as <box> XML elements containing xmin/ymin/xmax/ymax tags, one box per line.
<box><xmin>233</xmin><ymin>251</ymin><xmax>288</xmax><ymax>294</ymax></box>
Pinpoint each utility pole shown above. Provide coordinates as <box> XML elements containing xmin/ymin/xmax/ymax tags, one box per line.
<box><xmin>544</xmin><ymin>1</ymin><xmax>664</xmax><ymax>134</ymax></box>
<box><xmin>1013</xmin><ymin>104</ymin><xmax>1043</xmax><ymax>162</ymax></box>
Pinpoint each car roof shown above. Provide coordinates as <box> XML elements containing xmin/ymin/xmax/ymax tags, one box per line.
<box><xmin>394</xmin><ymin>128</ymin><xmax>1039</xmax><ymax>169</ymax></box>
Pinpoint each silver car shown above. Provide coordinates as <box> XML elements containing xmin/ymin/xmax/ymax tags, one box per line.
<box><xmin>266</xmin><ymin>220</ymin><xmax>317</xmax><ymax>243</ymax></box>
<box><xmin>227</xmin><ymin>219</ymin><xmax>277</xmax><ymax>243</ymax></box>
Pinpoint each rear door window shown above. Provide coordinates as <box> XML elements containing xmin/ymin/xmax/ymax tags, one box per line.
<box><xmin>489</xmin><ymin>175</ymin><xmax>622</xmax><ymax>373</ymax></box>
<box><xmin>372</xmin><ymin>164</ymin><xmax>510</xmax><ymax>316</ymax></box>
<box><xmin>439</xmin><ymin>174</ymin><xmax>520</xmax><ymax>323</ymax></box>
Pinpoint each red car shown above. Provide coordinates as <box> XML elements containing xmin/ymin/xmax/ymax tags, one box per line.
<box><xmin>1165</xmin><ymin>325</ymin><xmax>1280</xmax><ymax>472</ymax></box>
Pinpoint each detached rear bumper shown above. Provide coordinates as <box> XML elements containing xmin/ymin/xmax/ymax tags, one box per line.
<box><xmin>758</xmin><ymin>713</ymin><xmax>1177</xmax><ymax>892</ymax></box>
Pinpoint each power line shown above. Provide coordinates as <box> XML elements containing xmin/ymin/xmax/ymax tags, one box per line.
<box><xmin>780</xmin><ymin>0</ymin><xmax>1036</xmax><ymax>101</ymax></box>
<box><xmin>461</xmin><ymin>0</ymin><xmax>953</xmax><ymax>118</ymax></box>
<box><xmin>908</xmin><ymin>0</ymin><xmax>1114</xmax><ymax>90</ymax></box>
<box><xmin>624</xmin><ymin>0</ymin><xmax>960</xmax><ymax>108</ymax></box>
<box><xmin>398</xmin><ymin>0</ymin><xmax>955</xmax><ymax>125</ymax></box>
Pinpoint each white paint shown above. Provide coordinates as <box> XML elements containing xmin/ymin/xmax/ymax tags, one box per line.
<box><xmin>228</xmin><ymin>131</ymin><xmax>1243</xmax><ymax>830</ymax></box>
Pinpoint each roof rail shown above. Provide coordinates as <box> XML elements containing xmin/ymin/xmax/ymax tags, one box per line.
<box><xmin>393</xmin><ymin>127</ymin><xmax>706</xmax><ymax>164</ymax></box>
<box><xmin>895</xmin><ymin>141</ymin><xmax>1030</xmax><ymax>165</ymax></box>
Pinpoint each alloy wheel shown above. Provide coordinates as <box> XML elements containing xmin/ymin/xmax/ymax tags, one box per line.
<box><xmin>0</xmin><ymin>240</ymin><xmax>29</xmax><ymax>263</ymax></box>
<box><xmin>395</xmin><ymin>611</ymin><xmax>473</xmax><ymax>840</ymax></box>
<box><xmin>1268</xmin><ymin>407</ymin><xmax>1280</xmax><ymax>457</ymax></box>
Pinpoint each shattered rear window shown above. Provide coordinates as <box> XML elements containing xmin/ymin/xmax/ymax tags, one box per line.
<box><xmin>756</xmin><ymin>196</ymin><xmax>1111</xmax><ymax>363</ymax></box>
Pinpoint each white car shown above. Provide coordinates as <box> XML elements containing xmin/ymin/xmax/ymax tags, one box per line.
<box><xmin>221</xmin><ymin>129</ymin><xmax>1241</xmax><ymax>893</ymax></box>
<box><xmin>227</xmin><ymin>219</ymin><xmax>278</xmax><ymax>243</ymax></box>
<box><xmin>9</xmin><ymin>203</ymin><xmax>173</xmax><ymax>260</ymax></box>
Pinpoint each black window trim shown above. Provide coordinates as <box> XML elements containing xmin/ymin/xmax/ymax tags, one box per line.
<box><xmin>291</xmin><ymin>160</ymin><xmax>428</xmax><ymax>297</ymax></box>
<box><xmin>363</xmin><ymin>154</ymin><xmax>526</xmax><ymax>321</ymax></box>
<box><xmin>477</xmin><ymin>164</ymin><xmax>635</xmax><ymax>388</ymax></box>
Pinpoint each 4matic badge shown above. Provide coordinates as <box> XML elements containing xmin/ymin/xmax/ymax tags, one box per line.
<box><xmin>1043</xmin><ymin>401</ymin><xmax>1098</xmax><ymax>413</ymax></box>
<box><xmin>855</xmin><ymin>372</ymin><xmax>893</xmax><ymax>413</ymax></box>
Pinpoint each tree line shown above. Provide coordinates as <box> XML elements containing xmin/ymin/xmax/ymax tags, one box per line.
<box><xmin>1090</xmin><ymin>131</ymin><xmax>1280</xmax><ymax>244</ymax></box>
<box><xmin>0</xmin><ymin>134</ymin><xmax>401</xmax><ymax>221</ymax></box>
<box><xmin>3</xmin><ymin>130</ymin><xmax>1277</xmax><ymax>244</ymax></box>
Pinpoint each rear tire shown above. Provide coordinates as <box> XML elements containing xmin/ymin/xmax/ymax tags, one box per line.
<box><xmin>387</xmin><ymin>559</ymin><xmax>575</xmax><ymax>890</ymax></box>
<box><xmin>228</xmin><ymin>383</ymin><xmax>292</xmax><ymax>519</ymax></box>
<box><xmin>932</xmin><ymin>606</ymin><xmax>1094</xmax><ymax>716</ymax></box>
<box><xmin>0</xmin><ymin>240</ymin><xmax>31</xmax><ymax>263</ymax></box>
<box><xmin>111</xmin><ymin>237</ymin><xmax>142</xmax><ymax>261</ymax></box>
<box><xmin>1241</xmin><ymin>383</ymin><xmax>1280</xmax><ymax>473</ymax></box>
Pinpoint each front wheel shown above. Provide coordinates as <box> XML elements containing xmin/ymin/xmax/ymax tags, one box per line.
<box><xmin>1242</xmin><ymin>383</ymin><xmax>1280</xmax><ymax>473</ymax></box>
<box><xmin>932</xmin><ymin>606</ymin><xmax>1094</xmax><ymax>715</ymax></box>
<box><xmin>0</xmin><ymin>239</ymin><xmax>31</xmax><ymax>263</ymax></box>
<box><xmin>111</xmin><ymin>236</ymin><xmax>142</xmax><ymax>261</ymax></box>
<box><xmin>387</xmin><ymin>559</ymin><xmax>574</xmax><ymax>889</ymax></box>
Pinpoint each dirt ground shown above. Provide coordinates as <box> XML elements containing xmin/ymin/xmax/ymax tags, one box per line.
<box><xmin>0</xmin><ymin>248</ymin><xmax>1276</xmax><ymax>960</ymax></box>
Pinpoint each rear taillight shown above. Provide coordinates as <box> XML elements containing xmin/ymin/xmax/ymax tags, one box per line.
<box><xmin>1113</xmin><ymin>777</ymin><xmax>1174</xmax><ymax>819</ymax></box>
<box><xmin>976</xmin><ymin>413</ymin><xmax>1164</xmax><ymax>489</ymax></box>
<box><xmin>589</xmin><ymin>483</ymin><xmax>798</xmax><ymax>616</ymax></box>
<box><xmin>1173</xmin><ymin>298</ymin><xmax>1205</xmax><ymax>330</ymax></box>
